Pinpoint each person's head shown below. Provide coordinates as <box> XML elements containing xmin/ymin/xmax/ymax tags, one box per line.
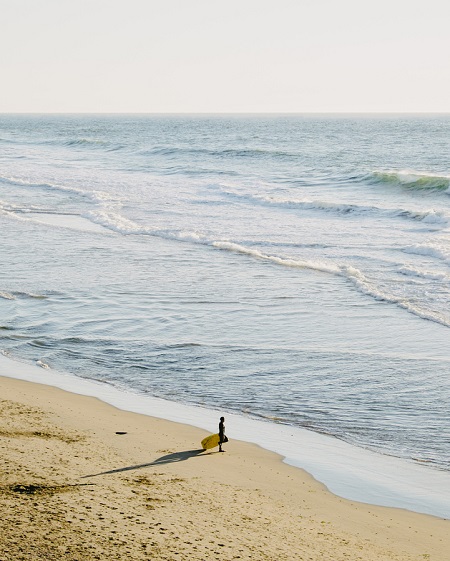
<box><xmin>220</xmin><ymin>416</ymin><xmax>225</xmax><ymax>422</ymax></box>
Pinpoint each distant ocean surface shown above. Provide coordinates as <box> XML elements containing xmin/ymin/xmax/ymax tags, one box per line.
<box><xmin>1</xmin><ymin>114</ymin><xmax>450</xmax><ymax>474</ymax></box>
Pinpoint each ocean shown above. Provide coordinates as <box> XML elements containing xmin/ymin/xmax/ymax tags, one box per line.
<box><xmin>1</xmin><ymin>114</ymin><xmax>450</xmax><ymax>516</ymax></box>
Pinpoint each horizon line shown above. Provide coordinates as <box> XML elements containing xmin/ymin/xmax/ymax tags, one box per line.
<box><xmin>1</xmin><ymin>111</ymin><xmax>449</xmax><ymax>116</ymax></box>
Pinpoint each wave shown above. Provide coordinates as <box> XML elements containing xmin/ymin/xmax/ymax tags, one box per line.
<box><xmin>208</xmin><ymin>245</ymin><xmax>450</xmax><ymax>327</ymax></box>
<box><xmin>270</xmin><ymin>169</ymin><xmax>450</xmax><ymax>193</ymax></box>
<box><xmin>0</xmin><ymin>290</ymin><xmax>48</xmax><ymax>300</ymax></box>
<box><xmin>213</xmin><ymin>242</ymin><xmax>450</xmax><ymax>327</ymax></box>
<box><xmin>140</xmin><ymin>145</ymin><xmax>300</xmax><ymax>160</ymax></box>
<box><xmin>366</xmin><ymin>170</ymin><xmax>450</xmax><ymax>192</ymax></box>
<box><xmin>85</xmin><ymin>209</ymin><xmax>144</xmax><ymax>234</ymax></box>
<box><xmin>25</xmin><ymin>136</ymin><xmax>126</xmax><ymax>152</ymax></box>
<box><xmin>57</xmin><ymin>138</ymin><xmax>126</xmax><ymax>152</ymax></box>
<box><xmin>0</xmin><ymin>133</ymin><xmax>125</xmax><ymax>152</ymax></box>
<box><xmin>82</xmin><ymin>209</ymin><xmax>450</xmax><ymax>328</ymax></box>
<box><xmin>14</xmin><ymin>291</ymin><xmax>48</xmax><ymax>299</ymax></box>
<box><xmin>0</xmin><ymin>199</ymin><xmax>82</xmax><ymax>218</ymax></box>
<box><xmin>341</xmin><ymin>266</ymin><xmax>450</xmax><ymax>327</ymax></box>
<box><xmin>7</xmin><ymin>187</ymin><xmax>447</xmax><ymax>330</ymax></box>
<box><xmin>403</xmin><ymin>243</ymin><xmax>450</xmax><ymax>265</ymax></box>
<box><xmin>36</xmin><ymin>360</ymin><xmax>50</xmax><ymax>369</ymax></box>
<box><xmin>63</xmin><ymin>138</ymin><xmax>109</xmax><ymax>147</ymax></box>
<box><xmin>216</xmin><ymin>186</ymin><xmax>450</xmax><ymax>226</ymax></box>
<box><xmin>212</xmin><ymin>241</ymin><xmax>341</xmax><ymax>275</ymax></box>
<box><xmin>399</xmin><ymin>266</ymin><xmax>450</xmax><ymax>282</ymax></box>
<box><xmin>0</xmin><ymin>175</ymin><xmax>117</xmax><ymax>207</ymax></box>
<box><xmin>0</xmin><ymin>291</ymin><xmax>15</xmax><ymax>300</ymax></box>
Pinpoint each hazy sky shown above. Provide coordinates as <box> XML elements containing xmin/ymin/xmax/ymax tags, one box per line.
<box><xmin>2</xmin><ymin>0</ymin><xmax>449</xmax><ymax>113</ymax></box>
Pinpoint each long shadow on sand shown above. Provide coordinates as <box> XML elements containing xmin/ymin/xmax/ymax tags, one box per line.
<box><xmin>82</xmin><ymin>449</ymin><xmax>206</xmax><ymax>478</ymax></box>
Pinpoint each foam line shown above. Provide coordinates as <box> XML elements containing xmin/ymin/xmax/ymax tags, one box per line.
<box><xmin>217</xmin><ymin>185</ymin><xmax>450</xmax><ymax>225</ymax></box>
<box><xmin>13</xmin><ymin>200</ymin><xmax>450</xmax><ymax>329</ymax></box>
<box><xmin>1</xmin><ymin>353</ymin><xmax>450</xmax><ymax>519</ymax></box>
<box><xmin>212</xmin><ymin>242</ymin><xmax>450</xmax><ymax>327</ymax></box>
<box><xmin>404</xmin><ymin>244</ymin><xmax>450</xmax><ymax>265</ymax></box>
<box><xmin>0</xmin><ymin>174</ymin><xmax>117</xmax><ymax>207</ymax></box>
<box><xmin>212</xmin><ymin>241</ymin><xmax>341</xmax><ymax>274</ymax></box>
<box><xmin>399</xmin><ymin>266</ymin><xmax>450</xmax><ymax>282</ymax></box>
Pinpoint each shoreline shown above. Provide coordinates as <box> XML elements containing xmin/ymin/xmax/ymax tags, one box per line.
<box><xmin>1</xmin><ymin>371</ymin><xmax>450</xmax><ymax>560</ymax></box>
<box><xmin>1</xmin><ymin>353</ymin><xmax>450</xmax><ymax>520</ymax></box>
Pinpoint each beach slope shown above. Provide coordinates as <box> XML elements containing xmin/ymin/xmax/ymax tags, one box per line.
<box><xmin>0</xmin><ymin>375</ymin><xmax>448</xmax><ymax>561</ymax></box>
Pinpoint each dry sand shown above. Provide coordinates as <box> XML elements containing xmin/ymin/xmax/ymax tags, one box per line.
<box><xmin>0</xmin><ymin>374</ymin><xmax>448</xmax><ymax>561</ymax></box>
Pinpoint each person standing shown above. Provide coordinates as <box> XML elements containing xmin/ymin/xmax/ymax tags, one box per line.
<box><xmin>219</xmin><ymin>416</ymin><xmax>226</xmax><ymax>452</ymax></box>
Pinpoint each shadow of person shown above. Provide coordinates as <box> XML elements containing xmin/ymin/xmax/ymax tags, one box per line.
<box><xmin>82</xmin><ymin>449</ymin><xmax>205</xmax><ymax>478</ymax></box>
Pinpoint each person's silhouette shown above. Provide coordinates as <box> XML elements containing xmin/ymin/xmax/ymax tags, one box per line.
<box><xmin>219</xmin><ymin>416</ymin><xmax>226</xmax><ymax>452</ymax></box>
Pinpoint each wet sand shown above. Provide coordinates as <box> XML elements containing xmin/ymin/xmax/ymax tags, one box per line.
<box><xmin>0</xmin><ymin>374</ymin><xmax>448</xmax><ymax>561</ymax></box>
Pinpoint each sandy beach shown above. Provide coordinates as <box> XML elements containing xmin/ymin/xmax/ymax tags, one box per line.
<box><xmin>0</xmin><ymin>374</ymin><xmax>448</xmax><ymax>561</ymax></box>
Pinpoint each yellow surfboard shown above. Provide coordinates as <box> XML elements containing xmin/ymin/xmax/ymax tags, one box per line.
<box><xmin>201</xmin><ymin>433</ymin><xmax>220</xmax><ymax>450</ymax></box>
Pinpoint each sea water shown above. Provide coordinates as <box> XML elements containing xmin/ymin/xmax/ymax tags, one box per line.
<box><xmin>1</xmin><ymin>114</ymin><xmax>450</xmax><ymax>516</ymax></box>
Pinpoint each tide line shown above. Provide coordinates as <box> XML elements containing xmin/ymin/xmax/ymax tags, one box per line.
<box><xmin>1</xmin><ymin>353</ymin><xmax>449</xmax><ymax>520</ymax></box>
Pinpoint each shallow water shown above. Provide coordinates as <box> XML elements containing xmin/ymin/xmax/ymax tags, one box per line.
<box><xmin>1</xmin><ymin>114</ymin><xmax>450</xmax><ymax>474</ymax></box>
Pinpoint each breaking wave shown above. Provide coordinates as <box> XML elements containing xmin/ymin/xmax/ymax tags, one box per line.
<box><xmin>83</xmin><ymin>209</ymin><xmax>450</xmax><ymax>328</ymax></box>
<box><xmin>403</xmin><ymin>243</ymin><xmax>450</xmax><ymax>265</ymax></box>
<box><xmin>366</xmin><ymin>170</ymin><xmax>450</xmax><ymax>192</ymax></box>
<box><xmin>36</xmin><ymin>360</ymin><xmax>50</xmax><ymax>369</ymax></box>
<box><xmin>399</xmin><ymin>266</ymin><xmax>450</xmax><ymax>282</ymax></box>
<box><xmin>0</xmin><ymin>291</ymin><xmax>15</xmax><ymax>300</ymax></box>
<box><xmin>212</xmin><ymin>242</ymin><xmax>450</xmax><ymax>327</ymax></box>
<box><xmin>0</xmin><ymin>290</ymin><xmax>47</xmax><ymax>300</ymax></box>
<box><xmin>0</xmin><ymin>175</ymin><xmax>118</xmax><ymax>207</ymax></box>
<box><xmin>217</xmin><ymin>186</ymin><xmax>450</xmax><ymax>225</ymax></box>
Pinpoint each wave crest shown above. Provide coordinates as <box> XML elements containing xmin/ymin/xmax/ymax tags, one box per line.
<box><xmin>52</xmin><ymin>206</ymin><xmax>450</xmax><ymax>330</ymax></box>
<box><xmin>217</xmin><ymin>186</ymin><xmax>450</xmax><ymax>225</ymax></box>
<box><xmin>367</xmin><ymin>170</ymin><xmax>450</xmax><ymax>192</ymax></box>
<box><xmin>403</xmin><ymin>243</ymin><xmax>450</xmax><ymax>265</ymax></box>
<box><xmin>212</xmin><ymin>242</ymin><xmax>450</xmax><ymax>327</ymax></box>
<box><xmin>0</xmin><ymin>291</ymin><xmax>15</xmax><ymax>300</ymax></box>
<box><xmin>141</xmin><ymin>145</ymin><xmax>298</xmax><ymax>160</ymax></box>
<box><xmin>0</xmin><ymin>175</ymin><xmax>117</xmax><ymax>208</ymax></box>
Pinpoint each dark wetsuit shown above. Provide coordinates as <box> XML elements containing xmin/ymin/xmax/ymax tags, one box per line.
<box><xmin>219</xmin><ymin>418</ymin><xmax>225</xmax><ymax>450</ymax></box>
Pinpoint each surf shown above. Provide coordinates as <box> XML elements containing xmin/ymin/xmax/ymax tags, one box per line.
<box><xmin>366</xmin><ymin>170</ymin><xmax>450</xmax><ymax>192</ymax></box>
<box><xmin>215</xmin><ymin>184</ymin><xmax>450</xmax><ymax>226</ymax></box>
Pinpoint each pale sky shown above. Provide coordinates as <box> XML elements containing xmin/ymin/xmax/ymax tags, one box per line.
<box><xmin>2</xmin><ymin>0</ymin><xmax>449</xmax><ymax>113</ymax></box>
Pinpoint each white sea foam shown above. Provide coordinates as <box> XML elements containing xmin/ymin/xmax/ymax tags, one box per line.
<box><xmin>0</xmin><ymin>200</ymin><xmax>23</xmax><ymax>218</ymax></box>
<box><xmin>84</xmin><ymin>210</ymin><xmax>139</xmax><ymax>234</ymax></box>
<box><xmin>36</xmin><ymin>360</ymin><xmax>49</xmax><ymax>369</ymax></box>
<box><xmin>12</xmin><ymin>192</ymin><xmax>449</xmax><ymax>328</ymax></box>
<box><xmin>399</xmin><ymin>266</ymin><xmax>450</xmax><ymax>282</ymax></box>
<box><xmin>157</xmin><ymin>229</ymin><xmax>212</xmax><ymax>245</ymax></box>
<box><xmin>0</xmin><ymin>174</ymin><xmax>118</xmax><ymax>207</ymax></box>
<box><xmin>85</xmin><ymin>209</ymin><xmax>212</xmax><ymax>244</ymax></box>
<box><xmin>65</xmin><ymin>207</ymin><xmax>450</xmax><ymax>328</ymax></box>
<box><xmin>404</xmin><ymin>243</ymin><xmax>450</xmax><ymax>265</ymax></box>
<box><xmin>212</xmin><ymin>241</ymin><xmax>341</xmax><ymax>275</ymax></box>
<box><xmin>0</xmin><ymin>291</ymin><xmax>15</xmax><ymax>300</ymax></box>
<box><xmin>217</xmin><ymin>185</ymin><xmax>450</xmax><ymax>225</ymax></box>
<box><xmin>341</xmin><ymin>266</ymin><xmax>450</xmax><ymax>326</ymax></box>
<box><xmin>212</xmin><ymin>243</ymin><xmax>450</xmax><ymax>327</ymax></box>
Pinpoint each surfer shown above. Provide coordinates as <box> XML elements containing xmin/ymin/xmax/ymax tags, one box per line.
<box><xmin>219</xmin><ymin>416</ymin><xmax>226</xmax><ymax>452</ymax></box>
